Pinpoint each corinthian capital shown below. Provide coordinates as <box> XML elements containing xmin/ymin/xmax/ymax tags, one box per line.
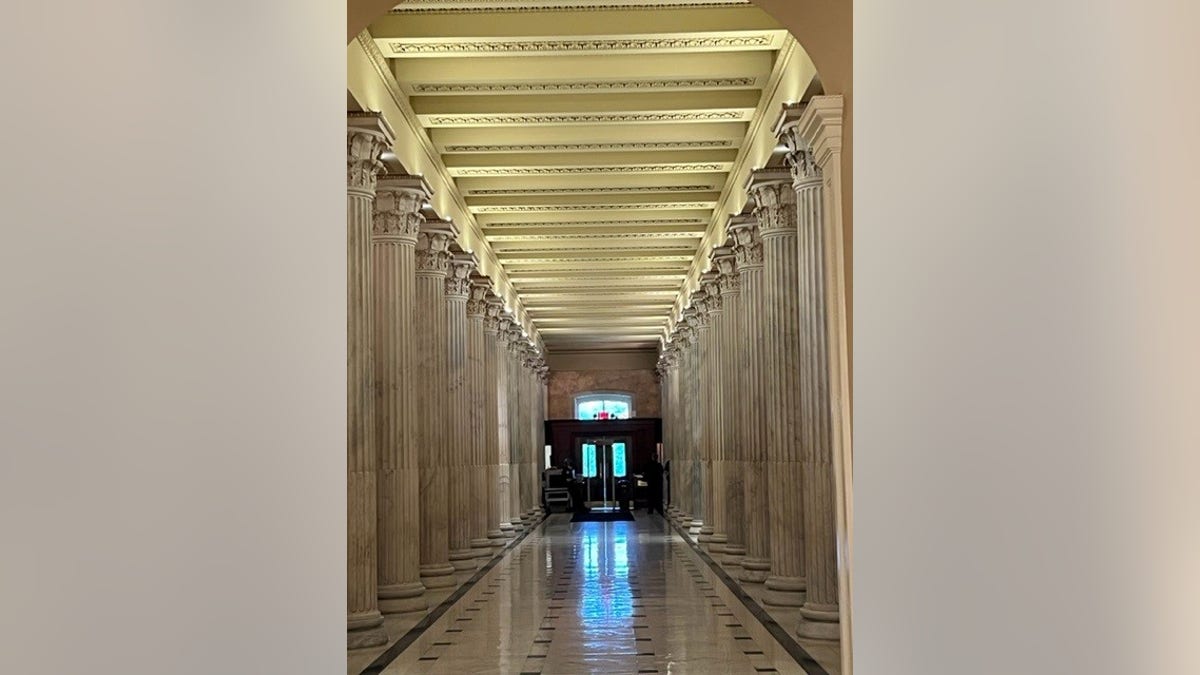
<box><xmin>713</xmin><ymin>239</ymin><xmax>740</xmax><ymax>295</ymax></box>
<box><xmin>467</xmin><ymin>273</ymin><xmax>491</xmax><ymax>318</ymax></box>
<box><xmin>484</xmin><ymin>296</ymin><xmax>505</xmax><ymax>334</ymax></box>
<box><xmin>373</xmin><ymin>174</ymin><xmax>431</xmax><ymax>243</ymax></box>
<box><xmin>728</xmin><ymin>214</ymin><xmax>763</xmax><ymax>269</ymax></box>
<box><xmin>747</xmin><ymin>168</ymin><xmax>797</xmax><ymax>237</ymax></box>
<box><xmin>347</xmin><ymin>113</ymin><xmax>394</xmax><ymax>194</ymax></box>
<box><xmin>416</xmin><ymin>220</ymin><xmax>458</xmax><ymax>274</ymax></box>
<box><xmin>445</xmin><ymin>247</ymin><xmax>475</xmax><ymax>298</ymax></box>
<box><xmin>701</xmin><ymin>271</ymin><xmax>722</xmax><ymax>313</ymax></box>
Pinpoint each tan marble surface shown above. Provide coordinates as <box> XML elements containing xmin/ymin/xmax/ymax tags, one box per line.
<box><xmin>546</xmin><ymin>369</ymin><xmax>661</xmax><ymax>419</ymax></box>
<box><xmin>352</xmin><ymin>514</ymin><xmax>837</xmax><ymax>675</ymax></box>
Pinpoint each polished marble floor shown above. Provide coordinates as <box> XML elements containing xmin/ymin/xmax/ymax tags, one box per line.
<box><xmin>353</xmin><ymin>514</ymin><xmax>837</xmax><ymax>675</ymax></box>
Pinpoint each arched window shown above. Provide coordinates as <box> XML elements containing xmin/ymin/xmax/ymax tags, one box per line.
<box><xmin>574</xmin><ymin>391</ymin><xmax>634</xmax><ymax>420</ymax></box>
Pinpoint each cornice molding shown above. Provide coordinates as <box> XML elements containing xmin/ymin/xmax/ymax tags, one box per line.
<box><xmin>386</xmin><ymin>35</ymin><xmax>773</xmax><ymax>56</ymax></box>
<box><xmin>445</xmin><ymin>140</ymin><xmax>733</xmax><ymax>153</ymax></box>
<box><xmin>483</xmin><ymin>218</ymin><xmax>705</xmax><ymax>229</ymax></box>
<box><xmin>451</xmin><ymin>163</ymin><xmax>726</xmax><ymax>176</ymax></box>
<box><xmin>425</xmin><ymin>111</ymin><xmax>746</xmax><ymax>126</ymax></box>
<box><xmin>471</xmin><ymin>202</ymin><xmax>714</xmax><ymax>213</ymax></box>
<box><xmin>390</xmin><ymin>0</ymin><xmax>750</xmax><ymax>13</ymax></box>
<box><xmin>465</xmin><ymin>184</ymin><xmax>717</xmax><ymax>195</ymax></box>
<box><xmin>411</xmin><ymin>78</ymin><xmax>755</xmax><ymax>94</ymax></box>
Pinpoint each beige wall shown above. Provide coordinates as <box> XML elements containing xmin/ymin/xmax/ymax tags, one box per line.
<box><xmin>547</xmin><ymin>369</ymin><xmax>661</xmax><ymax>420</ymax></box>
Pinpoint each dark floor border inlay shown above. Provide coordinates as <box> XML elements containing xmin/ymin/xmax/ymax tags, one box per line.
<box><xmin>667</xmin><ymin>518</ymin><xmax>832</xmax><ymax>675</ymax></box>
<box><xmin>357</xmin><ymin>514</ymin><xmax>549</xmax><ymax>675</ymax></box>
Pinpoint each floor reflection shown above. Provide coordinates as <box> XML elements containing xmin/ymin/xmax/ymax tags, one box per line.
<box><xmin>578</xmin><ymin>523</ymin><xmax>634</xmax><ymax>647</ymax></box>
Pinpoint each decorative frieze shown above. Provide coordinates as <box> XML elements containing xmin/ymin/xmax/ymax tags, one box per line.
<box><xmin>386</xmin><ymin>35</ymin><xmax>773</xmax><ymax>57</ymax></box>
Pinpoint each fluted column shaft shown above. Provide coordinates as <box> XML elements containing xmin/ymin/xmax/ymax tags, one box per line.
<box><xmin>716</xmin><ymin>250</ymin><xmax>745</xmax><ymax>563</ymax></box>
<box><xmin>732</xmin><ymin>218</ymin><xmax>772</xmax><ymax>584</ymax></box>
<box><xmin>493</xmin><ymin>314</ymin><xmax>515</xmax><ymax>535</ymax></box>
<box><xmin>467</xmin><ymin>282</ymin><xmax>496</xmax><ymax>555</ymax></box>
<box><xmin>346</xmin><ymin>115</ymin><xmax>392</xmax><ymax>649</ymax></box>
<box><xmin>796</xmin><ymin>127</ymin><xmax>844</xmax><ymax>634</ymax></box>
<box><xmin>415</xmin><ymin>225</ymin><xmax>456</xmax><ymax>589</ymax></box>
<box><xmin>505</xmin><ymin>326</ymin><xmax>524</xmax><ymax>529</ymax></box>
<box><xmin>483</xmin><ymin>301</ymin><xmax>509</xmax><ymax>543</ymax></box>
<box><xmin>445</xmin><ymin>255</ymin><xmax>475</xmax><ymax>570</ymax></box>
<box><xmin>700</xmin><ymin>280</ymin><xmax>725</xmax><ymax>547</ymax></box>
<box><xmin>755</xmin><ymin>171</ymin><xmax>807</xmax><ymax>607</ymax></box>
<box><xmin>695</xmin><ymin>312</ymin><xmax>710</xmax><ymax>536</ymax></box>
<box><xmin>688</xmin><ymin>323</ymin><xmax>703</xmax><ymax>531</ymax></box>
<box><xmin>372</xmin><ymin>176</ymin><xmax>428</xmax><ymax>615</ymax></box>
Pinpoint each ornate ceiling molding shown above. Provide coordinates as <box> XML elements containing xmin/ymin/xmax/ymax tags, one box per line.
<box><xmin>451</xmin><ymin>163</ymin><xmax>727</xmax><ymax>176</ymax></box>
<box><xmin>385</xmin><ymin>35</ymin><xmax>773</xmax><ymax>56</ymax></box>
<box><xmin>490</xmin><ymin>232</ymin><xmax>702</xmax><ymax>241</ymax></box>
<box><xmin>472</xmin><ymin>202</ymin><xmax>714</xmax><ymax>213</ymax></box>
<box><xmin>390</xmin><ymin>0</ymin><xmax>752</xmax><ymax>14</ymax></box>
<box><xmin>482</xmin><ymin>218</ymin><xmax>707</xmax><ymax>228</ymax></box>
<box><xmin>445</xmin><ymin>140</ymin><xmax>734</xmax><ymax>153</ymax></box>
<box><xmin>412</xmin><ymin>78</ymin><xmax>755</xmax><ymax>94</ymax></box>
<box><xmin>465</xmin><ymin>184</ymin><xmax>717</xmax><ymax>195</ymax></box>
<box><xmin>424</xmin><ymin>111</ymin><xmax>747</xmax><ymax>126</ymax></box>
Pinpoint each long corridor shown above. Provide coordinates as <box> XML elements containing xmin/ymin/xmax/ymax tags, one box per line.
<box><xmin>354</xmin><ymin>515</ymin><xmax>836</xmax><ymax>675</ymax></box>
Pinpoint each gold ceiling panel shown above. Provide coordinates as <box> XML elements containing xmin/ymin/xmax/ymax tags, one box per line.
<box><xmin>370</xmin><ymin>0</ymin><xmax>794</xmax><ymax>352</ymax></box>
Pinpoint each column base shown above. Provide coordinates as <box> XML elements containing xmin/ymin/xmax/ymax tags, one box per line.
<box><xmin>698</xmin><ymin>524</ymin><xmax>716</xmax><ymax>542</ymax></box>
<box><xmin>715</xmin><ymin>542</ymin><xmax>744</xmax><ymax>564</ymax></box>
<box><xmin>487</xmin><ymin>530</ymin><xmax>507</xmax><ymax>548</ymax></box>
<box><xmin>419</xmin><ymin>563</ymin><xmax>457</xmax><ymax>589</ymax></box>
<box><xmin>379</xmin><ymin>581</ymin><xmax>427</xmax><ymax>614</ymax></box>
<box><xmin>738</xmin><ymin>557</ymin><xmax>771</xmax><ymax>584</ymax></box>
<box><xmin>762</xmin><ymin>574</ymin><xmax>807</xmax><ymax>607</ymax></box>
<box><xmin>470</xmin><ymin>538</ymin><xmax>493</xmax><ymax>558</ymax></box>
<box><xmin>499</xmin><ymin>522</ymin><xmax>517</xmax><ymax>537</ymax></box>
<box><xmin>796</xmin><ymin>603</ymin><xmax>841</xmax><ymax>640</ymax></box>
<box><xmin>688</xmin><ymin>519</ymin><xmax>703</xmax><ymax>535</ymax></box>
<box><xmin>706</xmin><ymin>533</ymin><xmax>728</xmax><ymax>553</ymax></box>
<box><xmin>448</xmin><ymin>548</ymin><xmax>478</xmax><ymax>570</ymax></box>
<box><xmin>347</xmin><ymin>611</ymin><xmax>388</xmax><ymax>650</ymax></box>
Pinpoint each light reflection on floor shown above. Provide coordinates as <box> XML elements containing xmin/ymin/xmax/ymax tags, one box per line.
<box><xmin>373</xmin><ymin>514</ymin><xmax>813</xmax><ymax>674</ymax></box>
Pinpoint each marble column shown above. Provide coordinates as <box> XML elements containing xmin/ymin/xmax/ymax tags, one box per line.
<box><xmin>346</xmin><ymin>113</ymin><xmax>393</xmax><ymax>649</ymax></box>
<box><xmin>671</xmin><ymin>312</ymin><xmax>692</xmax><ymax>528</ymax></box>
<box><xmin>714</xmin><ymin>241</ymin><xmax>746</xmax><ymax>566</ymax></box>
<box><xmin>751</xmin><ymin>168</ymin><xmax>807</xmax><ymax>607</ymax></box>
<box><xmin>504</xmin><ymin>320</ymin><xmax>525</xmax><ymax>530</ymax></box>
<box><xmin>686</xmin><ymin>301</ymin><xmax>705</xmax><ymax>536</ymax></box>
<box><xmin>468</xmin><ymin>275</ymin><xmax>499</xmax><ymax>556</ymax></box>
<box><xmin>415</xmin><ymin>219</ymin><xmax>457</xmax><ymax>589</ymax></box>
<box><xmin>487</xmin><ymin>298</ymin><xmax>515</xmax><ymax>539</ymax></box>
<box><xmin>730</xmin><ymin>214</ymin><xmax>772</xmax><ymax>585</ymax></box>
<box><xmin>787</xmin><ymin>98</ymin><xmax>848</xmax><ymax>640</ymax></box>
<box><xmin>445</xmin><ymin>248</ymin><xmax>477</xmax><ymax>571</ymax></box>
<box><xmin>699</xmin><ymin>271</ymin><xmax>723</xmax><ymax>550</ymax></box>
<box><xmin>372</xmin><ymin>173</ymin><xmax>430</xmax><ymax>615</ymax></box>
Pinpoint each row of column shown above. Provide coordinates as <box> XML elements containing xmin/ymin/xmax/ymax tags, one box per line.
<box><xmin>346</xmin><ymin>112</ymin><xmax>548</xmax><ymax>649</ymax></box>
<box><xmin>658</xmin><ymin>97</ymin><xmax>846</xmax><ymax>642</ymax></box>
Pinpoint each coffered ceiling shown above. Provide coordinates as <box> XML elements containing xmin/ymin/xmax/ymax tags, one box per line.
<box><xmin>366</xmin><ymin>0</ymin><xmax>813</xmax><ymax>353</ymax></box>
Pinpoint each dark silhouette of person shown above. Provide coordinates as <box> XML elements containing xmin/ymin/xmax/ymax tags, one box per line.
<box><xmin>644</xmin><ymin>456</ymin><xmax>665</xmax><ymax>516</ymax></box>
